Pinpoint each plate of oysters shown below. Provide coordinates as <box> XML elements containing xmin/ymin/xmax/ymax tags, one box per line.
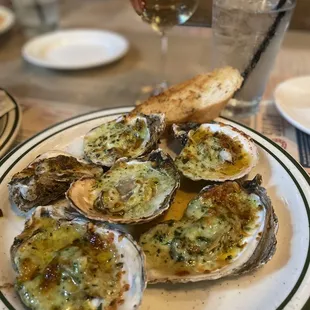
<box><xmin>0</xmin><ymin>67</ymin><xmax>309</xmax><ymax>310</ymax></box>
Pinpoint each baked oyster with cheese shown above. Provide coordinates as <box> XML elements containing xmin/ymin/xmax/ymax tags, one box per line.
<box><xmin>11</xmin><ymin>205</ymin><xmax>146</xmax><ymax>310</ymax></box>
<box><xmin>84</xmin><ymin>113</ymin><xmax>165</xmax><ymax>167</ymax></box>
<box><xmin>8</xmin><ymin>151</ymin><xmax>102</xmax><ymax>212</ymax></box>
<box><xmin>67</xmin><ymin>149</ymin><xmax>180</xmax><ymax>224</ymax></box>
<box><xmin>140</xmin><ymin>175</ymin><xmax>278</xmax><ymax>283</ymax></box>
<box><xmin>173</xmin><ymin>122</ymin><xmax>258</xmax><ymax>181</ymax></box>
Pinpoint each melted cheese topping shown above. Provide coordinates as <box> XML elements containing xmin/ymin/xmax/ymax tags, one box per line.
<box><xmin>14</xmin><ymin>218</ymin><xmax>125</xmax><ymax>310</ymax></box>
<box><xmin>84</xmin><ymin>116</ymin><xmax>150</xmax><ymax>166</ymax></box>
<box><xmin>175</xmin><ymin>127</ymin><xmax>251</xmax><ymax>180</ymax></box>
<box><xmin>140</xmin><ymin>182</ymin><xmax>263</xmax><ymax>276</ymax></box>
<box><xmin>94</xmin><ymin>161</ymin><xmax>176</xmax><ymax>219</ymax></box>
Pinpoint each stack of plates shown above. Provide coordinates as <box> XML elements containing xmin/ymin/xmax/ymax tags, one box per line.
<box><xmin>0</xmin><ymin>90</ymin><xmax>21</xmax><ymax>157</ymax></box>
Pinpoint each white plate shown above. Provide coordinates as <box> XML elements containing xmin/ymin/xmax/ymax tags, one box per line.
<box><xmin>0</xmin><ymin>6</ymin><xmax>15</xmax><ymax>35</ymax></box>
<box><xmin>0</xmin><ymin>107</ymin><xmax>310</xmax><ymax>310</ymax></box>
<box><xmin>274</xmin><ymin>76</ymin><xmax>310</xmax><ymax>135</ymax></box>
<box><xmin>0</xmin><ymin>90</ymin><xmax>21</xmax><ymax>158</ymax></box>
<box><xmin>22</xmin><ymin>29</ymin><xmax>129</xmax><ymax>70</ymax></box>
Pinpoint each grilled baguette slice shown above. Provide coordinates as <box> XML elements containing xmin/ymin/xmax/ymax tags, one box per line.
<box><xmin>133</xmin><ymin>67</ymin><xmax>243</xmax><ymax>124</ymax></box>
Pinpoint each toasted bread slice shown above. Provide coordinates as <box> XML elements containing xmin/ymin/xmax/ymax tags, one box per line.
<box><xmin>132</xmin><ymin>67</ymin><xmax>243</xmax><ymax>124</ymax></box>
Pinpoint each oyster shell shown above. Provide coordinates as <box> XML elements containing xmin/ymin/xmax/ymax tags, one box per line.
<box><xmin>67</xmin><ymin>149</ymin><xmax>180</xmax><ymax>224</ymax></box>
<box><xmin>8</xmin><ymin>151</ymin><xmax>102</xmax><ymax>212</ymax></box>
<box><xmin>11</xmin><ymin>205</ymin><xmax>146</xmax><ymax>310</ymax></box>
<box><xmin>84</xmin><ymin>113</ymin><xmax>165</xmax><ymax>167</ymax></box>
<box><xmin>173</xmin><ymin>122</ymin><xmax>258</xmax><ymax>181</ymax></box>
<box><xmin>140</xmin><ymin>175</ymin><xmax>278</xmax><ymax>283</ymax></box>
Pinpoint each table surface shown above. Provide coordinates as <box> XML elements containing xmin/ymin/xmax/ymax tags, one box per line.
<box><xmin>0</xmin><ymin>1</ymin><xmax>310</xmax><ymax>309</ymax></box>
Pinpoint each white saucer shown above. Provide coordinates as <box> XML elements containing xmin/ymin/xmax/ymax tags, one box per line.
<box><xmin>0</xmin><ymin>6</ymin><xmax>15</xmax><ymax>35</ymax></box>
<box><xmin>274</xmin><ymin>76</ymin><xmax>310</xmax><ymax>135</ymax></box>
<box><xmin>22</xmin><ymin>29</ymin><xmax>129</xmax><ymax>70</ymax></box>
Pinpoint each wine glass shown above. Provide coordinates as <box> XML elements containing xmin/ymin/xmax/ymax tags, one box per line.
<box><xmin>130</xmin><ymin>0</ymin><xmax>199</xmax><ymax>95</ymax></box>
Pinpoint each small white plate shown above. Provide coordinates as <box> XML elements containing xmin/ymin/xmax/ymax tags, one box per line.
<box><xmin>0</xmin><ymin>6</ymin><xmax>15</xmax><ymax>35</ymax></box>
<box><xmin>22</xmin><ymin>29</ymin><xmax>129</xmax><ymax>70</ymax></box>
<box><xmin>274</xmin><ymin>76</ymin><xmax>310</xmax><ymax>135</ymax></box>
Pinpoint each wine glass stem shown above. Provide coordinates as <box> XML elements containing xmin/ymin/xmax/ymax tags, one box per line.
<box><xmin>160</xmin><ymin>31</ymin><xmax>168</xmax><ymax>87</ymax></box>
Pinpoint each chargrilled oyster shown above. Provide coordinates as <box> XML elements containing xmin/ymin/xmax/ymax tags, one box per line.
<box><xmin>140</xmin><ymin>175</ymin><xmax>278</xmax><ymax>283</ymax></box>
<box><xmin>11</xmin><ymin>205</ymin><xmax>146</xmax><ymax>310</ymax></box>
<box><xmin>8</xmin><ymin>151</ymin><xmax>102</xmax><ymax>212</ymax></box>
<box><xmin>173</xmin><ymin>122</ymin><xmax>258</xmax><ymax>181</ymax></box>
<box><xmin>84</xmin><ymin>113</ymin><xmax>165</xmax><ymax>167</ymax></box>
<box><xmin>67</xmin><ymin>149</ymin><xmax>180</xmax><ymax>224</ymax></box>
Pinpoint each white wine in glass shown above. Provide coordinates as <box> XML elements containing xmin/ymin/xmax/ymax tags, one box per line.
<box><xmin>130</xmin><ymin>0</ymin><xmax>199</xmax><ymax>94</ymax></box>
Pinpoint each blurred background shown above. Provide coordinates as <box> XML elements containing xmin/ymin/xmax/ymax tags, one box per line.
<box><xmin>0</xmin><ymin>0</ymin><xmax>309</xmax><ymax>108</ymax></box>
<box><xmin>1</xmin><ymin>0</ymin><xmax>309</xmax><ymax>29</ymax></box>
<box><xmin>187</xmin><ymin>0</ymin><xmax>310</xmax><ymax>30</ymax></box>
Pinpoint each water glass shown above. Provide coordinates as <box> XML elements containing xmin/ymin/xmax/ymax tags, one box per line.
<box><xmin>212</xmin><ymin>0</ymin><xmax>296</xmax><ymax>117</ymax></box>
<box><xmin>12</xmin><ymin>0</ymin><xmax>59</xmax><ymax>36</ymax></box>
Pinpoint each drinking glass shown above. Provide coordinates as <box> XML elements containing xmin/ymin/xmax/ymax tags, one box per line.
<box><xmin>212</xmin><ymin>0</ymin><xmax>296</xmax><ymax>118</ymax></box>
<box><xmin>12</xmin><ymin>0</ymin><xmax>59</xmax><ymax>36</ymax></box>
<box><xmin>130</xmin><ymin>0</ymin><xmax>199</xmax><ymax>94</ymax></box>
